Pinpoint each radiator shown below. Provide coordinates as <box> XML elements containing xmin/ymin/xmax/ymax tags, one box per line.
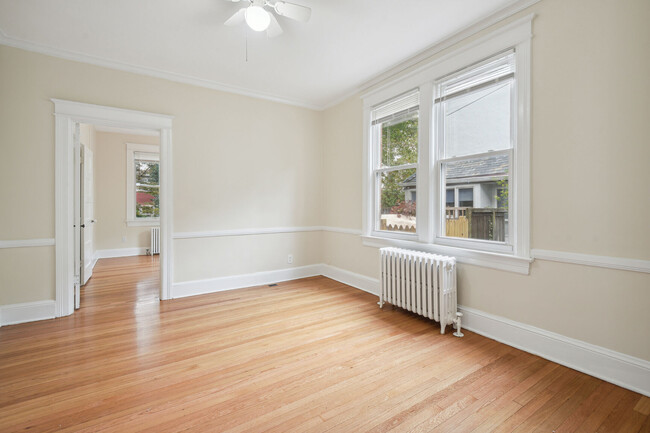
<box><xmin>150</xmin><ymin>227</ymin><xmax>160</xmax><ymax>255</ymax></box>
<box><xmin>379</xmin><ymin>247</ymin><xmax>462</xmax><ymax>336</ymax></box>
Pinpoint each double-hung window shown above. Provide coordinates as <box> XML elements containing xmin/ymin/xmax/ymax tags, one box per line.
<box><xmin>126</xmin><ymin>143</ymin><xmax>160</xmax><ymax>226</ymax></box>
<box><xmin>435</xmin><ymin>51</ymin><xmax>514</xmax><ymax>251</ymax></box>
<box><xmin>371</xmin><ymin>91</ymin><xmax>419</xmax><ymax>236</ymax></box>
<box><xmin>362</xmin><ymin>17</ymin><xmax>532</xmax><ymax>273</ymax></box>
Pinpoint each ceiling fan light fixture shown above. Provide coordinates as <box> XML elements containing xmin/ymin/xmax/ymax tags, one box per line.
<box><xmin>245</xmin><ymin>5</ymin><xmax>271</xmax><ymax>32</ymax></box>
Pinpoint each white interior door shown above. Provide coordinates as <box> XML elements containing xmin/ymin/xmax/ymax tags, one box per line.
<box><xmin>81</xmin><ymin>144</ymin><xmax>95</xmax><ymax>286</ymax></box>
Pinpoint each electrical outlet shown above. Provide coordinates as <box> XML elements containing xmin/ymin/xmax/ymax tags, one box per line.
<box><xmin>287</xmin><ymin>254</ymin><xmax>294</xmax><ymax>264</ymax></box>
<box><xmin>122</xmin><ymin>236</ymin><xmax>127</xmax><ymax>243</ymax></box>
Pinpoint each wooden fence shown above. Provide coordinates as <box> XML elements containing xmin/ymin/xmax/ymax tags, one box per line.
<box><xmin>446</xmin><ymin>207</ymin><xmax>506</xmax><ymax>241</ymax></box>
<box><xmin>446</xmin><ymin>216</ymin><xmax>468</xmax><ymax>238</ymax></box>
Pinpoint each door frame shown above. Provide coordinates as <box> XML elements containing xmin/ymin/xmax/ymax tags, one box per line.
<box><xmin>53</xmin><ymin>99</ymin><xmax>174</xmax><ymax>317</ymax></box>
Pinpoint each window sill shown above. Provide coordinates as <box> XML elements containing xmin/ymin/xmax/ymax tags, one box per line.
<box><xmin>361</xmin><ymin>235</ymin><xmax>532</xmax><ymax>275</ymax></box>
<box><xmin>126</xmin><ymin>219</ymin><xmax>160</xmax><ymax>227</ymax></box>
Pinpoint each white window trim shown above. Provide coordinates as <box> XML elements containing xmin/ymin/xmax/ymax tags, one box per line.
<box><xmin>126</xmin><ymin>142</ymin><xmax>160</xmax><ymax>227</ymax></box>
<box><xmin>361</xmin><ymin>14</ymin><xmax>533</xmax><ymax>274</ymax></box>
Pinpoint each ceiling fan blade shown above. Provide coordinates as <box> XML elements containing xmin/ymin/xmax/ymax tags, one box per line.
<box><xmin>273</xmin><ymin>1</ymin><xmax>311</xmax><ymax>22</ymax></box>
<box><xmin>267</xmin><ymin>13</ymin><xmax>283</xmax><ymax>38</ymax></box>
<box><xmin>224</xmin><ymin>8</ymin><xmax>246</xmax><ymax>26</ymax></box>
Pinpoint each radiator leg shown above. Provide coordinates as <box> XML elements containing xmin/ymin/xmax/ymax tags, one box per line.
<box><xmin>453</xmin><ymin>312</ymin><xmax>464</xmax><ymax>338</ymax></box>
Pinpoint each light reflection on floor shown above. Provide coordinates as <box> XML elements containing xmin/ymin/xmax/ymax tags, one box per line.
<box><xmin>80</xmin><ymin>255</ymin><xmax>161</xmax><ymax>357</ymax></box>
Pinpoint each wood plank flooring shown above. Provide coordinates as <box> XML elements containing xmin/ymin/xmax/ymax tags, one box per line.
<box><xmin>0</xmin><ymin>256</ymin><xmax>647</xmax><ymax>432</ymax></box>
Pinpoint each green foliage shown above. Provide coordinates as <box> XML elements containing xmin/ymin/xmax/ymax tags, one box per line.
<box><xmin>380</xmin><ymin>115</ymin><xmax>418</xmax><ymax>210</ymax></box>
<box><xmin>381</xmin><ymin>169</ymin><xmax>415</xmax><ymax>210</ymax></box>
<box><xmin>496</xmin><ymin>178</ymin><xmax>508</xmax><ymax>209</ymax></box>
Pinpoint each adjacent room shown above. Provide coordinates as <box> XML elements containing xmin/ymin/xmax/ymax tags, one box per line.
<box><xmin>0</xmin><ymin>0</ymin><xmax>648</xmax><ymax>431</ymax></box>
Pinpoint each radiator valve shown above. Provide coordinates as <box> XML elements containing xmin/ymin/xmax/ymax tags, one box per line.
<box><xmin>453</xmin><ymin>312</ymin><xmax>464</xmax><ymax>338</ymax></box>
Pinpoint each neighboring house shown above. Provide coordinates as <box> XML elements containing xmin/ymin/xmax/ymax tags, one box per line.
<box><xmin>400</xmin><ymin>154</ymin><xmax>508</xmax><ymax>209</ymax></box>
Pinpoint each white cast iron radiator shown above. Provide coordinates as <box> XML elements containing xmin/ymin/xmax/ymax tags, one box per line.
<box><xmin>150</xmin><ymin>227</ymin><xmax>160</xmax><ymax>255</ymax></box>
<box><xmin>379</xmin><ymin>247</ymin><xmax>463</xmax><ymax>336</ymax></box>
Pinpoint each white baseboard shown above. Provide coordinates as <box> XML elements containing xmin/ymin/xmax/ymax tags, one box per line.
<box><xmin>4</xmin><ymin>262</ymin><xmax>646</xmax><ymax>397</ymax></box>
<box><xmin>95</xmin><ymin>247</ymin><xmax>147</xmax><ymax>260</ymax></box>
<box><xmin>0</xmin><ymin>300</ymin><xmax>56</xmax><ymax>326</ymax></box>
<box><xmin>320</xmin><ymin>264</ymin><xmax>379</xmax><ymax>296</ymax></box>
<box><xmin>171</xmin><ymin>264</ymin><xmax>323</xmax><ymax>299</ymax></box>
<box><xmin>317</xmin><ymin>264</ymin><xmax>650</xmax><ymax>397</ymax></box>
<box><xmin>458</xmin><ymin>305</ymin><xmax>650</xmax><ymax>397</ymax></box>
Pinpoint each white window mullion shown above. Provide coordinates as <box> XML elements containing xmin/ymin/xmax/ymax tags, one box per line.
<box><xmin>418</xmin><ymin>82</ymin><xmax>433</xmax><ymax>243</ymax></box>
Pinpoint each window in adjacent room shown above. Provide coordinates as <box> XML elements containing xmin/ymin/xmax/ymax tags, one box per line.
<box><xmin>126</xmin><ymin>143</ymin><xmax>160</xmax><ymax>226</ymax></box>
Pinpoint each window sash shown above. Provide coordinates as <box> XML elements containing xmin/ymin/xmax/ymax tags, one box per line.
<box><xmin>371</xmin><ymin>90</ymin><xmax>419</xmax><ymax>124</ymax></box>
<box><xmin>433</xmin><ymin>50</ymin><xmax>515</xmax><ymax>249</ymax></box>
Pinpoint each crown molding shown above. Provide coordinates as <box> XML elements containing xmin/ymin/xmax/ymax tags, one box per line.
<box><xmin>355</xmin><ymin>0</ymin><xmax>541</xmax><ymax>96</ymax></box>
<box><xmin>322</xmin><ymin>0</ymin><xmax>541</xmax><ymax>110</ymax></box>
<box><xmin>0</xmin><ymin>27</ymin><xmax>322</xmax><ymax>111</ymax></box>
<box><xmin>1</xmin><ymin>0</ymin><xmax>539</xmax><ymax>112</ymax></box>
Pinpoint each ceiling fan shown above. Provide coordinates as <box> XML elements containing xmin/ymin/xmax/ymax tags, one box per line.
<box><xmin>224</xmin><ymin>0</ymin><xmax>311</xmax><ymax>38</ymax></box>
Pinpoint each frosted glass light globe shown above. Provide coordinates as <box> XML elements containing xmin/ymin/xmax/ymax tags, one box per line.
<box><xmin>245</xmin><ymin>6</ymin><xmax>270</xmax><ymax>32</ymax></box>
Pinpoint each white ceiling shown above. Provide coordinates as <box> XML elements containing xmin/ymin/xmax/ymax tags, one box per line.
<box><xmin>0</xmin><ymin>0</ymin><xmax>523</xmax><ymax>109</ymax></box>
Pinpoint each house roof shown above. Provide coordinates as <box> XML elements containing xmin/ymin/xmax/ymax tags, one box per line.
<box><xmin>136</xmin><ymin>192</ymin><xmax>156</xmax><ymax>205</ymax></box>
<box><xmin>401</xmin><ymin>154</ymin><xmax>508</xmax><ymax>186</ymax></box>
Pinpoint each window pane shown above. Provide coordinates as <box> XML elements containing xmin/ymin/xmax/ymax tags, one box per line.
<box><xmin>135</xmin><ymin>160</ymin><xmax>159</xmax><ymax>218</ymax></box>
<box><xmin>378</xmin><ymin>112</ymin><xmax>418</xmax><ymax>167</ymax></box>
<box><xmin>443</xmin><ymin>155</ymin><xmax>508</xmax><ymax>243</ymax></box>
<box><xmin>379</xmin><ymin>168</ymin><xmax>416</xmax><ymax>233</ymax></box>
<box><xmin>136</xmin><ymin>160</ymin><xmax>159</xmax><ymax>186</ymax></box>
<box><xmin>442</xmin><ymin>80</ymin><xmax>512</xmax><ymax>158</ymax></box>
<box><xmin>458</xmin><ymin>188</ymin><xmax>474</xmax><ymax>207</ymax></box>
<box><xmin>446</xmin><ymin>189</ymin><xmax>454</xmax><ymax>208</ymax></box>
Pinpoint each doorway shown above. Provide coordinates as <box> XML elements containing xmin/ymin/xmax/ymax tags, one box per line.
<box><xmin>53</xmin><ymin>100</ymin><xmax>173</xmax><ymax>318</ymax></box>
<box><xmin>74</xmin><ymin>123</ymin><xmax>163</xmax><ymax>310</ymax></box>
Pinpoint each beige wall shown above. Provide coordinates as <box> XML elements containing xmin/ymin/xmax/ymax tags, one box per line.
<box><xmin>0</xmin><ymin>43</ymin><xmax>323</xmax><ymax>303</ymax></box>
<box><xmin>94</xmin><ymin>131</ymin><xmax>159</xmax><ymax>251</ymax></box>
<box><xmin>321</xmin><ymin>0</ymin><xmax>650</xmax><ymax>361</ymax></box>
<box><xmin>79</xmin><ymin>123</ymin><xmax>96</xmax><ymax>153</ymax></box>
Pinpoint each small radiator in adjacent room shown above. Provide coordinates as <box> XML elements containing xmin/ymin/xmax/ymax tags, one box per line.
<box><xmin>379</xmin><ymin>247</ymin><xmax>462</xmax><ymax>336</ymax></box>
<box><xmin>150</xmin><ymin>227</ymin><xmax>160</xmax><ymax>255</ymax></box>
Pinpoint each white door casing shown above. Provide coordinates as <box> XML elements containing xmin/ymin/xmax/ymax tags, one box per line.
<box><xmin>53</xmin><ymin>99</ymin><xmax>174</xmax><ymax>318</ymax></box>
<box><xmin>73</xmin><ymin>123</ymin><xmax>81</xmax><ymax>310</ymax></box>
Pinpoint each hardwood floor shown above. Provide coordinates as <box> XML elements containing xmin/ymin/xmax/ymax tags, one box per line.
<box><xmin>0</xmin><ymin>256</ymin><xmax>647</xmax><ymax>432</ymax></box>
